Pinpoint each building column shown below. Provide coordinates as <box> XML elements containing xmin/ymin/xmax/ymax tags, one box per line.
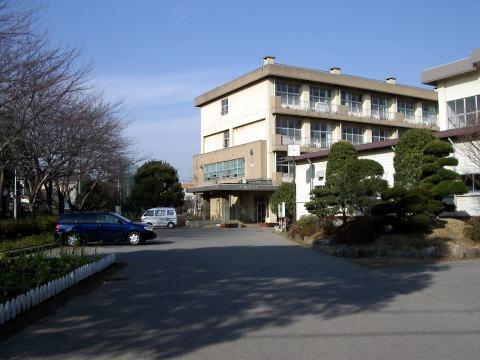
<box><xmin>390</xmin><ymin>97</ymin><xmax>398</xmax><ymax>114</ymax></box>
<box><xmin>363</xmin><ymin>94</ymin><xmax>371</xmax><ymax>115</ymax></box>
<box><xmin>331</xmin><ymin>88</ymin><xmax>341</xmax><ymax>108</ymax></box>
<box><xmin>415</xmin><ymin>102</ymin><xmax>423</xmax><ymax>123</ymax></box>
<box><xmin>301</xmin><ymin>119</ymin><xmax>311</xmax><ymax>147</ymax></box>
<box><xmin>364</xmin><ymin>127</ymin><xmax>373</xmax><ymax>143</ymax></box>
<box><xmin>300</xmin><ymin>84</ymin><xmax>310</xmax><ymax>110</ymax></box>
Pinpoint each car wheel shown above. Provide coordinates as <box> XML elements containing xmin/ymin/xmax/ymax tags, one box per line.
<box><xmin>127</xmin><ymin>231</ymin><xmax>142</xmax><ymax>245</ymax></box>
<box><xmin>167</xmin><ymin>222</ymin><xmax>175</xmax><ymax>229</ymax></box>
<box><xmin>66</xmin><ymin>233</ymin><xmax>80</xmax><ymax>246</ymax></box>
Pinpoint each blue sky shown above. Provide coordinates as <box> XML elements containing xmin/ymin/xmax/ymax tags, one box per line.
<box><xmin>36</xmin><ymin>0</ymin><xmax>478</xmax><ymax>180</ymax></box>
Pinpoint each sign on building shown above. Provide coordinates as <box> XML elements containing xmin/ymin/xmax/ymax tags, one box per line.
<box><xmin>287</xmin><ymin>144</ymin><xmax>300</xmax><ymax>157</ymax></box>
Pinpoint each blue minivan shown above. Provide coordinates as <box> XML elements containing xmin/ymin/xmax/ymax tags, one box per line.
<box><xmin>55</xmin><ymin>212</ymin><xmax>157</xmax><ymax>246</ymax></box>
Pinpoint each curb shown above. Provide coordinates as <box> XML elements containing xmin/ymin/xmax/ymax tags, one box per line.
<box><xmin>0</xmin><ymin>253</ymin><xmax>116</xmax><ymax>325</ymax></box>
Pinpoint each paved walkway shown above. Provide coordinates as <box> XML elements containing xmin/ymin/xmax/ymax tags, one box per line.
<box><xmin>1</xmin><ymin>228</ymin><xmax>480</xmax><ymax>359</ymax></box>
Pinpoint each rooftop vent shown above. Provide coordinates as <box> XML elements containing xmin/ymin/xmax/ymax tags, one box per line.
<box><xmin>330</xmin><ymin>67</ymin><xmax>341</xmax><ymax>75</ymax></box>
<box><xmin>385</xmin><ymin>76</ymin><xmax>397</xmax><ymax>84</ymax></box>
<box><xmin>263</xmin><ymin>55</ymin><xmax>276</xmax><ymax>65</ymax></box>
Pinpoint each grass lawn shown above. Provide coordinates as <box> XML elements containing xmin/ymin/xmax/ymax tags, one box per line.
<box><xmin>0</xmin><ymin>233</ymin><xmax>56</xmax><ymax>254</ymax></box>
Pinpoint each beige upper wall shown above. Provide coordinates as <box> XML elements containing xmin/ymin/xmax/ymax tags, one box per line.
<box><xmin>436</xmin><ymin>71</ymin><xmax>480</xmax><ymax>130</ymax></box>
<box><xmin>200</xmin><ymin>80</ymin><xmax>269</xmax><ymax>152</ymax></box>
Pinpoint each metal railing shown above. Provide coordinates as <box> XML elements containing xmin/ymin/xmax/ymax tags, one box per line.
<box><xmin>447</xmin><ymin>111</ymin><xmax>479</xmax><ymax>129</ymax></box>
<box><xmin>278</xmin><ymin>100</ymin><xmax>438</xmax><ymax>126</ymax></box>
<box><xmin>279</xmin><ymin>135</ymin><xmax>336</xmax><ymax>149</ymax></box>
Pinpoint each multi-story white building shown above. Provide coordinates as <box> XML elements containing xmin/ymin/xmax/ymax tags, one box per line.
<box><xmin>294</xmin><ymin>49</ymin><xmax>480</xmax><ymax>219</ymax></box>
<box><xmin>190</xmin><ymin>56</ymin><xmax>438</xmax><ymax>223</ymax></box>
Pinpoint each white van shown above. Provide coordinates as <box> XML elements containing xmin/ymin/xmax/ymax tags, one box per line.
<box><xmin>141</xmin><ymin>207</ymin><xmax>177</xmax><ymax>229</ymax></box>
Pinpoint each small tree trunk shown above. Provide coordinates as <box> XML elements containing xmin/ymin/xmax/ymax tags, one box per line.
<box><xmin>342</xmin><ymin>207</ymin><xmax>347</xmax><ymax>224</ymax></box>
<box><xmin>45</xmin><ymin>180</ymin><xmax>53</xmax><ymax>214</ymax></box>
<box><xmin>0</xmin><ymin>168</ymin><xmax>5</xmax><ymax>218</ymax></box>
<box><xmin>57</xmin><ymin>187</ymin><xmax>65</xmax><ymax>215</ymax></box>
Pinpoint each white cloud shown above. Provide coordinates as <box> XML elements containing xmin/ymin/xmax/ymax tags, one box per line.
<box><xmin>96</xmin><ymin>69</ymin><xmax>231</xmax><ymax>108</ymax></box>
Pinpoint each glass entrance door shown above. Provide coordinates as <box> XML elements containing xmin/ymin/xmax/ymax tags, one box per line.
<box><xmin>255</xmin><ymin>196</ymin><xmax>266</xmax><ymax>223</ymax></box>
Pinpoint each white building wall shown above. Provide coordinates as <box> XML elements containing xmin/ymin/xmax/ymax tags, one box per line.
<box><xmin>436</xmin><ymin>72</ymin><xmax>480</xmax><ymax>131</ymax></box>
<box><xmin>233</xmin><ymin>119</ymin><xmax>267</xmax><ymax>146</ymax></box>
<box><xmin>203</xmin><ymin>132</ymin><xmax>225</xmax><ymax>153</ymax></box>
<box><xmin>200</xmin><ymin>80</ymin><xmax>269</xmax><ymax>153</ymax></box>
<box><xmin>295</xmin><ymin>149</ymin><xmax>396</xmax><ymax>220</ymax></box>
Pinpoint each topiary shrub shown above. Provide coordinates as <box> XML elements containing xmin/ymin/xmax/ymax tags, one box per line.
<box><xmin>296</xmin><ymin>214</ymin><xmax>320</xmax><ymax>239</ymax></box>
<box><xmin>464</xmin><ymin>217</ymin><xmax>480</xmax><ymax>243</ymax></box>
<box><xmin>335</xmin><ymin>216</ymin><xmax>381</xmax><ymax>245</ymax></box>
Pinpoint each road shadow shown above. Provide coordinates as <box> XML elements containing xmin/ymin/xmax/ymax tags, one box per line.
<box><xmin>0</xmin><ymin>243</ymin><xmax>448</xmax><ymax>359</ymax></box>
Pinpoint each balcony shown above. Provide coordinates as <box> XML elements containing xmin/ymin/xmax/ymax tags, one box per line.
<box><xmin>271</xmin><ymin>96</ymin><xmax>438</xmax><ymax>129</ymax></box>
<box><xmin>272</xmin><ymin>134</ymin><xmax>339</xmax><ymax>152</ymax></box>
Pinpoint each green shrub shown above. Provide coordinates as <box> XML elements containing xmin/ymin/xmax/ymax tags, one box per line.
<box><xmin>335</xmin><ymin>216</ymin><xmax>381</xmax><ymax>245</ymax></box>
<box><xmin>0</xmin><ymin>216</ymin><xmax>58</xmax><ymax>240</ymax></box>
<box><xmin>296</xmin><ymin>214</ymin><xmax>320</xmax><ymax>238</ymax></box>
<box><xmin>464</xmin><ymin>217</ymin><xmax>480</xmax><ymax>243</ymax></box>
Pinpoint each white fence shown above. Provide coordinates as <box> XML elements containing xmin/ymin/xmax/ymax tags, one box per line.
<box><xmin>0</xmin><ymin>253</ymin><xmax>116</xmax><ymax>325</ymax></box>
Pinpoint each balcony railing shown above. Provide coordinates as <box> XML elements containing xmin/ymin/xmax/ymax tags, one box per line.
<box><xmin>279</xmin><ymin>101</ymin><xmax>397</xmax><ymax>121</ymax></box>
<box><xmin>280</xmin><ymin>135</ymin><xmax>338</xmax><ymax>149</ymax></box>
<box><xmin>447</xmin><ymin>111</ymin><xmax>479</xmax><ymax>129</ymax></box>
<box><xmin>277</xmin><ymin>99</ymin><xmax>438</xmax><ymax>126</ymax></box>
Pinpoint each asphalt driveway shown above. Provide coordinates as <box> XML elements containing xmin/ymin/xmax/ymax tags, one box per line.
<box><xmin>1</xmin><ymin>227</ymin><xmax>480</xmax><ymax>359</ymax></box>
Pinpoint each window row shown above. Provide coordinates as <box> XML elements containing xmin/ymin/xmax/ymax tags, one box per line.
<box><xmin>447</xmin><ymin>95</ymin><xmax>480</xmax><ymax>128</ymax></box>
<box><xmin>275</xmin><ymin>82</ymin><xmax>437</xmax><ymax>121</ymax></box>
<box><xmin>275</xmin><ymin>119</ymin><xmax>390</xmax><ymax>145</ymax></box>
<box><xmin>204</xmin><ymin>158</ymin><xmax>245</xmax><ymax>180</ymax></box>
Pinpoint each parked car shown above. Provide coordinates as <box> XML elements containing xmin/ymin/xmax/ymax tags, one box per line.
<box><xmin>141</xmin><ymin>207</ymin><xmax>178</xmax><ymax>228</ymax></box>
<box><xmin>54</xmin><ymin>211</ymin><xmax>157</xmax><ymax>246</ymax></box>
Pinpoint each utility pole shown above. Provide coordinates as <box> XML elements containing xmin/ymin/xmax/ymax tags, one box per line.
<box><xmin>13</xmin><ymin>169</ymin><xmax>17</xmax><ymax>221</ymax></box>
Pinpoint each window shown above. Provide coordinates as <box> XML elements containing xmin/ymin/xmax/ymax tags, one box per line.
<box><xmin>398</xmin><ymin>100</ymin><xmax>416</xmax><ymax>121</ymax></box>
<box><xmin>223</xmin><ymin>130</ymin><xmax>229</xmax><ymax>148</ymax></box>
<box><xmin>167</xmin><ymin>210</ymin><xmax>175</xmax><ymax>216</ymax></box>
<box><xmin>371</xmin><ymin>96</ymin><xmax>389</xmax><ymax>120</ymax></box>
<box><xmin>310</xmin><ymin>86</ymin><xmax>331</xmax><ymax>112</ymax></box>
<box><xmin>204</xmin><ymin>158</ymin><xmax>245</xmax><ymax>180</ymax></box>
<box><xmin>76</xmin><ymin>213</ymin><xmax>97</xmax><ymax>223</ymax></box>
<box><xmin>276</xmin><ymin>154</ymin><xmax>294</xmax><ymax>174</ymax></box>
<box><xmin>462</xmin><ymin>174</ymin><xmax>480</xmax><ymax>192</ymax></box>
<box><xmin>342</xmin><ymin>126</ymin><xmax>363</xmax><ymax>145</ymax></box>
<box><xmin>144</xmin><ymin>210</ymin><xmax>154</xmax><ymax>217</ymax></box>
<box><xmin>341</xmin><ymin>91</ymin><xmax>363</xmax><ymax>115</ymax></box>
<box><xmin>221</xmin><ymin>98</ymin><xmax>228</xmax><ymax>115</ymax></box>
<box><xmin>155</xmin><ymin>210</ymin><xmax>166</xmax><ymax>216</ymax></box>
<box><xmin>447</xmin><ymin>95</ymin><xmax>480</xmax><ymax>128</ymax></box>
<box><xmin>422</xmin><ymin>103</ymin><xmax>437</xmax><ymax>125</ymax></box>
<box><xmin>97</xmin><ymin>213</ymin><xmax>119</xmax><ymax>224</ymax></box>
<box><xmin>276</xmin><ymin>82</ymin><xmax>300</xmax><ymax>106</ymax></box>
<box><xmin>276</xmin><ymin>118</ymin><xmax>301</xmax><ymax>143</ymax></box>
<box><xmin>372</xmin><ymin>128</ymin><xmax>389</xmax><ymax>142</ymax></box>
<box><xmin>310</xmin><ymin>122</ymin><xmax>332</xmax><ymax>148</ymax></box>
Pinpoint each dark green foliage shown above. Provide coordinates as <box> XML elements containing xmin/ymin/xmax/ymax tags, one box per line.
<box><xmin>296</xmin><ymin>214</ymin><xmax>320</xmax><ymax>238</ymax></box>
<box><xmin>420</xmin><ymin>139</ymin><xmax>467</xmax><ymax>201</ymax></box>
<box><xmin>306</xmin><ymin>142</ymin><xmax>386</xmax><ymax>222</ymax></box>
<box><xmin>335</xmin><ymin>217</ymin><xmax>381</xmax><ymax>245</ymax></box>
<box><xmin>380</xmin><ymin>134</ymin><xmax>469</xmax><ymax>231</ymax></box>
<box><xmin>325</xmin><ymin>141</ymin><xmax>357</xmax><ymax>186</ymax></box>
<box><xmin>0</xmin><ymin>216</ymin><xmax>57</xmax><ymax>240</ymax></box>
<box><xmin>464</xmin><ymin>217</ymin><xmax>480</xmax><ymax>243</ymax></box>
<box><xmin>393</xmin><ymin>129</ymin><xmax>435</xmax><ymax>188</ymax></box>
<box><xmin>270</xmin><ymin>182</ymin><xmax>295</xmax><ymax>219</ymax></box>
<box><xmin>82</xmin><ymin>180</ymin><xmax>118</xmax><ymax>211</ymax></box>
<box><xmin>131</xmin><ymin>160</ymin><xmax>184</xmax><ymax>211</ymax></box>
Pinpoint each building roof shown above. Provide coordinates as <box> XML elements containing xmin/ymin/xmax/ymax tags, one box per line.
<box><xmin>421</xmin><ymin>49</ymin><xmax>480</xmax><ymax>86</ymax></box>
<box><xmin>289</xmin><ymin>125</ymin><xmax>480</xmax><ymax>162</ymax></box>
<box><xmin>195</xmin><ymin>63</ymin><xmax>437</xmax><ymax>107</ymax></box>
